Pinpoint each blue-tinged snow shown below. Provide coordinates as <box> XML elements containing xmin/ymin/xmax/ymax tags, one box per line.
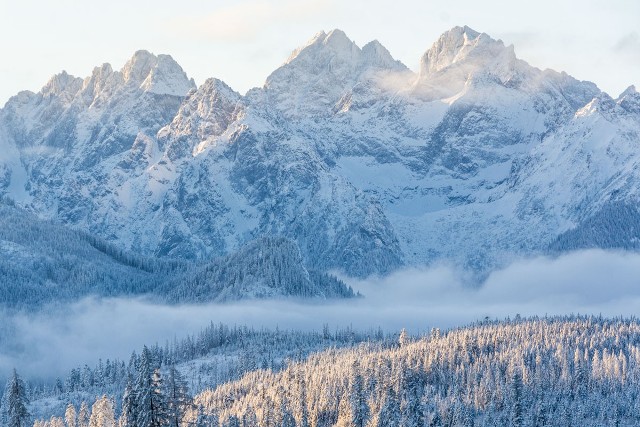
<box><xmin>0</xmin><ymin>26</ymin><xmax>637</xmax><ymax>277</ymax></box>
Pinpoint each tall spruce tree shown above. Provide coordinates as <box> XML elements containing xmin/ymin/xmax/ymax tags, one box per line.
<box><xmin>164</xmin><ymin>365</ymin><xmax>191</xmax><ymax>427</ymax></box>
<box><xmin>88</xmin><ymin>396</ymin><xmax>115</xmax><ymax>427</ymax></box>
<box><xmin>377</xmin><ymin>388</ymin><xmax>400</xmax><ymax>427</ymax></box>
<box><xmin>510</xmin><ymin>367</ymin><xmax>524</xmax><ymax>427</ymax></box>
<box><xmin>65</xmin><ymin>403</ymin><xmax>77</xmax><ymax>427</ymax></box>
<box><xmin>77</xmin><ymin>402</ymin><xmax>90</xmax><ymax>427</ymax></box>
<box><xmin>120</xmin><ymin>378</ymin><xmax>137</xmax><ymax>427</ymax></box>
<box><xmin>6</xmin><ymin>369</ymin><xmax>30</xmax><ymax>427</ymax></box>
<box><xmin>134</xmin><ymin>347</ymin><xmax>169</xmax><ymax>427</ymax></box>
<box><xmin>348</xmin><ymin>360</ymin><xmax>369</xmax><ymax>427</ymax></box>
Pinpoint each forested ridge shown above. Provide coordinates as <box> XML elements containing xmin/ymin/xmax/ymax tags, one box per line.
<box><xmin>0</xmin><ymin>202</ymin><xmax>354</xmax><ymax>310</ymax></box>
<box><xmin>5</xmin><ymin>323</ymin><xmax>387</xmax><ymax>424</ymax></box>
<box><xmin>11</xmin><ymin>316</ymin><xmax>640</xmax><ymax>426</ymax></box>
<box><xmin>196</xmin><ymin>316</ymin><xmax>640</xmax><ymax>426</ymax></box>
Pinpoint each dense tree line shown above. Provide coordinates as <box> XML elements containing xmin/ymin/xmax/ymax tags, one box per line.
<box><xmin>549</xmin><ymin>201</ymin><xmax>640</xmax><ymax>252</ymax></box>
<box><xmin>0</xmin><ymin>203</ymin><xmax>160</xmax><ymax>308</ymax></box>
<box><xmin>18</xmin><ymin>323</ymin><xmax>388</xmax><ymax>422</ymax></box>
<box><xmin>159</xmin><ymin>236</ymin><xmax>356</xmax><ymax>302</ymax></box>
<box><xmin>22</xmin><ymin>316</ymin><xmax>640</xmax><ymax>426</ymax></box>
<box><xmin>194</xmin><ymin>316</ymin><xmax>640</xmax><ymax>426</ymax></box>
<box><xmin>29</xmin><ymin>347</ymin><xmax>192</xmax><ymax>427</ymax></box>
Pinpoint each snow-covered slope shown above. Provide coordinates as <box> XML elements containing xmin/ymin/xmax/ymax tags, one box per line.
<box><xmin>0</xmin><ymin>201</ymin><xmax>352</xmax><ymax>309</ymax></box>
<box><xmin>0</xmin><ymin>27</ymin><xmax>638</xmax><ymax>278</ymax></box>
<box><xmin>161</xmin><ymin>236</ymin><xmax>356</xmax><ymax>302</ymax></box>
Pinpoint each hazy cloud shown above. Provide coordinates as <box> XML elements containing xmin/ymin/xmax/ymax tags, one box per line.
<box><xmin>494</xmin><ymin>31</ymin><xmax>540</xmax><ymax>50</ymax></box>
<box><xmin>614</xmin><ymin>33</ymin><xmax>640</xmax><ymax>57</ymax></box>
<box><xmin>371</xmin><ymin>69</ymin><xmax>417</xmax><ymax>95</ymax></box>
<box><xmin>3</xmin><ymin>249</ymin><xmax>640</xmax><ymax>380</ymax></box>
<box><xmin>170</xmin><ymin>0</ymin><xmax>335</xmax><ymax>42</ymax></box>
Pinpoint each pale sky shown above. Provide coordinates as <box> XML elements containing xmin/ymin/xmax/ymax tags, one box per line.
<box><xmin>0</xmin><ymin>0</ymin><xmax>638</xmax><ymax>107</ymax></box>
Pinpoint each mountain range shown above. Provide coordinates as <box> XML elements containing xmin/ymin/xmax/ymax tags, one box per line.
<box><xmin>1</xmin><ymin>25</ymin><xmax>638</xmax><ymax>284</ymax></box>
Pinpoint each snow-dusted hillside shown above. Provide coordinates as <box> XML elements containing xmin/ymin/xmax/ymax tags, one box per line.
<box><xmin>1</xmin><ymin>27</ymin><xmax>638</xmax><ymax>277</ymax></box>
<box><xmin>26</xmin><ymin>317</ymin><xmax>640</xmax><ymax>427</ymax></box>
<box><xmin>0</xmin><ymin>201</ymin><xmax>353</xmax><ymax>309</ymax></box>
<box><xmin>194</xmin><ymin>317</ymin><xmax>640</xmax><ymax>427</ymax></box>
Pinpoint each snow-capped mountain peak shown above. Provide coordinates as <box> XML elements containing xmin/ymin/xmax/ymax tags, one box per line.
<box><xmin>618</xmin><ymin>84</ymin><xmax>637</xmax><ymax>100</ymax></box>
<box><xmin>575</xmin><ymin>92</ymin><xmax>618</xmax><ymax>118</ymax></box>
<box><xmin>79</xmin><ymin>63</ymin><xmax>117</xmax><ymax>106</ymax></box>
<box><xmin>323</xmin><ymin>29</ymin><xmax>358</xmax><ymax>54</ymax></box>
<box><xmin>41</xmin><ymin>71</ymin><xmax>83</xmax><ymax>102</ymax></box>
<box><xmin>284</xmin><ymin>29</ymin><xmax>358</xmax><ymax>65</ymax></box>
<box><xmin>264</xmin><ymin>29</ymin><xmax>406</xmax><ymax>117</ymax></box>
<box><xmin>159</xmin><ymin>77</ymin><xmax>243</xmax><ymax>159</ymax></box>
<box><xmin>361</xmin><ymin>39</ymin><xmax>407</xmax><ymax>71</ymax></box>
<box><xmin>616</xmin><ymin>85</ymin><xmax>640</xmax><ymax>115</ymax></box>
<box><xmin>122</xmin><ymin>50</ymin><xmax>195</xmax><ymax>96</ymax></box>
<box><xmin>122</xmin><ymin>50</ymin><xmax>157</xmax><ymax>83</ymax></box>
<box><xmin>413</xmin><ymin>26</ymin><xmax>518</xmax><ymax>100</ymax></box>
<box><xmin>419</xmin><ymin>26</ymin><xmax>508</xmax><ymax>74</ymax></box>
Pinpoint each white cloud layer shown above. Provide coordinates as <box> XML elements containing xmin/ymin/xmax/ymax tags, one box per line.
<box><xmin>2</xmin><ymin>249</ymin><xmax>640</xmax><ymax>380</ymax></box>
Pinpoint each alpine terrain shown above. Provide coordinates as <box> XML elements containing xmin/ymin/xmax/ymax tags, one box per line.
<box><xmin>0</xmin><ymin>26</ymin><xmax>639</xmax><ymax>284</ymax></box>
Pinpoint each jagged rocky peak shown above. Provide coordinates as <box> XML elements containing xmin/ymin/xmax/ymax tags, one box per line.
<box><xmin>197</xmin><ymin>77</ymin><xmax>241</xmax><ymax>102</ymax></box>
<box><xmin>277</xmin><ymin>29</ymin><xmax>404</xmax><ymax>76</ymax></box>
<box><xmin>266</xmin><ymin>29</ymin><xmax>360</xmax><ymax>88</ymax></box>
<box><xmin>164</xmin><ymin>78</ymin><xmax>241</xmax><ymax>135</ymax></box>
<box><xmin>122</xmin><ymin>50</ymin><xmax>158</xmax><ymax>84</ymax></box>
<box><xmin>76</xmin><ymin>51</ymin><xmax>194</xmax><ymax>108</ymax></box>
<box><xmin>617</xmin><ymin>84</ymin><xmax>638</xmax><ymax>104</ymax></box>
<box><xmin>576</xmin><ymin>92</ymin><xmax>618</xmax><ymax>117</ymax></box>
<box><xmin>361</xmin><ymin>39</ymin><xmax>407</xmax><ymax>71</ymax></box>
<box><xmin>169</xmin><ymin>77</ymin><xmax>242</xmax><ymax>131</ymax></box>
<box><xmin>412</xmin><ymin>26</ymin><xmax>527</xmax><ymax>100</ymax></box>
<box><xmin>616</xmin><ymin>85</ymin><xmax>640</xmax><ymax>114</ymax></box>
<box><xmin>322</xmin><ymin>28</ymin><xmax>359</xmax><ymax>55</ymax></box>
<box><xmin>79</xmin><ymin>63</ymin><xmax>117</xmax><ymax>105</ymax></box>
<box><xmin>158</xmin><ymin>77</ymin><xmax>242</xmax><ymax>159</ymax></box>
<box><xmin>2</xmin><ymin>90</ymin><xmax>37</xmax><ymax>109</ymax></box>
<box><xmin>283</xmin><ymin>29</ymin><xmax>359</xmax><ymax>66</ymax></box>
<box><xmin>124</xmin><ymin>50</ymin><xmax>195</xmax><ymax>97</ymax></box>
<box><xmin>41</xmin><ymin>71</ymin><xmax>83</xmax><ymax>101</ymax></box>
<box><xmin>619</xmin><ymin>84</ymin><xmax>637</xmax><ymax>99</ymax></box>
<box><xmin>264</xmin><ymin>29</ymin><xmax>406</xmax><ymax>116</ymax></box>
<box><xmin>419</xmin><ymin>25</ymin><xmax>514</xmax><ymax>76</ymax></box>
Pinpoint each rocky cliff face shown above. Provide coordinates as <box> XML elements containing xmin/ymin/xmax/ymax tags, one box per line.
<box><xmin>1</xmin><ymin>27</ymin><xmax>638</xmax><ymax>277</ymax></box>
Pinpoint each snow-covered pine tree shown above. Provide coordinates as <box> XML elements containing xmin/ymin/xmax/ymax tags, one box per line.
<box><xmin>510</xmin><ymin>366</ymin><xmax>524</xmax><ymax>427</ymax></box>
<box><xmin>65</xmin><ymin>403</ymin><xmax>77</xmax><ymax>427</ymax></box>
<box><xmin>120</xmin><ymin>379</ymin><xmax>137</xmax><ymax>427</ymax></box>
<box><xmin>377</xmin><ymin>388</ymin><xmax>400</xmax><ymax>427</ymax></box>
<box><xmin>1</xmin><ymin>377</ymin><xmax>10</xmax><ymax>426</ymax></box>
<box><xmin>5</xmin><ymin>369</ymin><xmax>30</xmax><ymax>427</ymax></box>
<box><xmin>134</xmin><ymin>347</ymin><xmax>169</xmax><ymax>427</ymax></box>
<box><xmin>164</xmin><ymin>365</ymin><xmax>191</xmax><ymax>427</ymax></box>
<box><xmin>348</xmin><ymin>360</ymin><xmax>369</xmax><ymax>427</ymax></box>
<box><xmin>401</xmin><ymin>369</ymin><xmax>424</xmax><ymax>427</ymax></box>
<box><xmin>88</xmin><ymin>396</ymin><xmax>115</xmax><ymax>427</ymax></box>
<box><xmin>77</xmin><ymin>402</ymin><xmax>90</xmax><ymax>427</ymax></box>
<box><xmin>398</xmin><ymin>329</ymin><xmax>409</xmax><ymax>348</ymax></box>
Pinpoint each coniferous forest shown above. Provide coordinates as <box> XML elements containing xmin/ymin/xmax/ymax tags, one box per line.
<box><xmin>7</xmin><ymin>316</ymin><xmax>640</xmax><ymax>427</ymax></box>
